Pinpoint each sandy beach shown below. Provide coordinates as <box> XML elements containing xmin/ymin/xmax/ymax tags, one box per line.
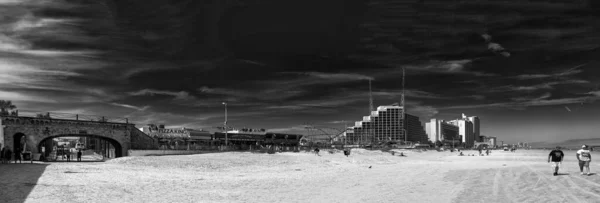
<box><xmin>1</xmin><ymin>149</ymin><xmax>599</xmax><ymax>203</ymax></box>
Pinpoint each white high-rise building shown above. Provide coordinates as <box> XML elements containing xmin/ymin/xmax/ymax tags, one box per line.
<box><xmin>447</xmin><ymin>119</ymin><xmax>474</xmax><ymax>148</ymax></box>
<box><xmin>426</xmin><ymin>119</ymin><xmax>459</xmax><ymax>144</ymax></box>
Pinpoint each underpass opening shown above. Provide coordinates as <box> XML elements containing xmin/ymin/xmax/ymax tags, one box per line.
<box><xmin>37</xmin><ymin>134</ymin><xmax>123</xmax><ymax>162</ymax></box>
<box><xmin>13</xmin><ymin>133</ymin><xmax>26</xmax><ymax>154</ymax></box>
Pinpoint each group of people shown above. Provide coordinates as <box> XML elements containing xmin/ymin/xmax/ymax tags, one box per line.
<box><xmin>60</xmin><ymin>149</ymin><xmax>83</xmax><ymax>162</ymax></box>
<box><xmin>548</xmin><ymin>145</ymin><xmax>592</xmax><ymax>176</ymax></box>
<box><xmin>0</xmin><ymin>145</ymin><xmax>84</xmax><ymax>163</ymax></box>
<box><xmin>457</xmin><ymin>148</ymin><xmax>491</xmax><ymax>156</ymax></box>
<box><xmin>0</xmin><ymin>146</ymin><xmax>23</xmax><ymax>164</ymax></box>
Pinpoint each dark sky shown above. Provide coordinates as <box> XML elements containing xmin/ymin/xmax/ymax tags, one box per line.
<box><xmin>1</xmin><ymin>0</ymin><xmax>600</xmax><ymax>143</ymax></box>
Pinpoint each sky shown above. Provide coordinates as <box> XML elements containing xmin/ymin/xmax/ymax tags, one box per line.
<box><xmin>1</xmin><ymin>0</ymin><xmax>600</xmax><ymax>144</ymax></box>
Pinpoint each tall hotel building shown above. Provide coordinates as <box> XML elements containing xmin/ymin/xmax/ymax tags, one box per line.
<box><xmin>425</xmin><ymin>119</ymin><xmax>459</xmax><ymax>144</ymax></box>
<box><xmin>348</xmin><ymin>105</ymin><xmax>427</xmax><ymax>144</ymax></box>
<box><xmin>404</xmin><ymin>114</ymin><xmax>428</xmax><ymax>144</ymax></box>
<box><xmin>447</xmin><ymin>118</ymin><xmax>474</xmax><ymax>148</ymax></box>
<box><xmin>465</xmin><ymin>115</ymin><xmax>480</xmax><ymax>142</ymax></box>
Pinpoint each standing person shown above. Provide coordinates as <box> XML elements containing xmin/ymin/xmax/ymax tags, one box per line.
<box><xmin>548</xmin><ymin>146</ymin><xmax>564</xmax><ymax>176</ymax></box>
<box><xmin>77</xmin><ymin>149</ymin><xmax>82</xmax><ymax>162</ymax></box>
<box><xmin>0</xmin><ymin>146</ymin><xmax>5</xmax><ymax>164</ymax></box>
<box><xmin>66</xmin><ymin>150</ymin><xmax>71</xmax><ymax>162</ymax></box>
<box><xmin>576</xmin><ymin>145</ymin><xmax>592</xmax><ymax>175</ymax></box>
<box><xmin>14</xmin><ymin>148</ymin><xmax>22</xmax><ymax>164</ymax></box>
<box><xmin>5</xmin><ymin>148</ymin><xmax>12</xmax><ymax>164</ymax></box>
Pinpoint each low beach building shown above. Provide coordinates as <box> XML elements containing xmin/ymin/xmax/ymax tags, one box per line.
<box><xmin>141</xmin><ymin>124</ymin><xmax>212</xmax><ymax>150</ymax></box>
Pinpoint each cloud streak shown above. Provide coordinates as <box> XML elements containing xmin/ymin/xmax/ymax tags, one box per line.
<box><xmin>110</xmin><ymin>103</ymin><xmax>150</xmax><ymax>111</ymax></box>
<box><xmin>442</xmin><ymin>95</ymin><xmax>599</xmax><ymax>110</ymax></box>
<box><xmin>401</xmin><ymin>59</ymin><xmax>498</xmax><ymax>77</ymax></box>
<box><xmin>129</xmin><ymin>89</ymin><xmax>190</xmax><ymax>100</ymax></box>
<box><xmin>283</xmin><ymin>72</ymin><xmax>374</xmax><ymax>81</ymax></box>
<box><xmin>514</xmin><ymin>64</ymin><xmax>587</xmax><ymax>80</ymax></box>
<box><xmin>490</xmin><ymin>80</ymin><xmax>589</xmax><ymax>92</ymax></box>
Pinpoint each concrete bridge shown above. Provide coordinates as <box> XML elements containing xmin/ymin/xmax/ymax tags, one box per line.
<box><xmin>0</xmin><ymin>114</ymin><xmax>156</xmax><ymax>158</ymax></box>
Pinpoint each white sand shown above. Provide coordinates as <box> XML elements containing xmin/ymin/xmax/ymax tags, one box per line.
<box><xmin>1</xmin><ymin>149</ymin><xmax>599</xmax><ymax>203</ymax></box>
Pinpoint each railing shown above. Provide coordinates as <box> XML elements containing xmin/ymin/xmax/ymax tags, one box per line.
<box><xmin>2</xmin><ymin>109</ymin><xmax>130</xmax><ymax>124</ymax></box>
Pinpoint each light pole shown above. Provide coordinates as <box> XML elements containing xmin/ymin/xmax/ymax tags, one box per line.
<box><xmin>222</xmin><ymin>102</ymin><xmax>228</xmax><ymax>148</ymax></box>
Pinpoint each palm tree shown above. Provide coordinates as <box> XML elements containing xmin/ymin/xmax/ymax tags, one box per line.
<box><xmin>0</xmin><ymin>100</ymin><xmax>16</xmax><ymax>115</ymax></box>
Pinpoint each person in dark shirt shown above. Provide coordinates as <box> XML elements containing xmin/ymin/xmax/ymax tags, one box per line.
<box><xmin>4</xmin><ymin>149</ymin><xmax>12</xmax><ymax>164</ymax></box>
<box><xmin>0</xmin><ymin>146</ymin><xmax>5</xmax><ymax>164</ymax></box>
<box><xmin>548</xmin><ymin>146</ymin><xmax>565</xmax><ymax>176</ymax></box>
<box><xmin>14</xmin><ymin>149</ymin><xmax>22</xmax><ymax>164</ymax></box>
<box><xmin>66</xmin><ymin>150</ymin><xmax>71</xmax><ymax>162</ymax></box>
<box><xmin>77</xmin><ymin>150</ymin><xmax>82</xmax><ymax>162</ymax></box>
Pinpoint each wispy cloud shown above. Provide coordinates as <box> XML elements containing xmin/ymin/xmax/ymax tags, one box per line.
<box><xmin>109</xmin><ymin>103</ymin><xmax>149</xmax><ymax>111</ymax></box>
<box><xmin>126</xmin><ymin>111</ymin><xmax>218</xmax><ymax>127</ymax></box>
<box><xmin>491</xmin><ymin>80</ymin><xmax>589</xmax><ymax>92</ymax></box>
<box><xmin>0</xmin><ymin>90</ymin><xmax>57</xmax><ymax>103</ymax></box>
<box><xmin>406</xmin><ymin>101</ymin><xmax>439</xmax><ymax>119</ymax></box>
<box><xmin>128</xmin><ymin>89</ymin><xmax>190</xmax><ymax>100</ymax></box>
<box><xmin>372</xmin><ymin>89</ymin><xmax>447</xmax><ymax>99</ymax></box>
<box><xmin>442</xmin><ymin>94</ymin><xmax>599</xmax><ymax>110</ymax></box>
<box><xmin>198</xmin><ymin>86</ymin><xmax>251</xmax><ymax>97</ymax></box>
<box><xmin>266</xmin><ymin>99</ymin><xmax>359</xmax><ymax>112</ymax></box>
<box><xmin>514</xmin><ymin>64</ymin><xmax>586</xmax><ymax>80</ymax></box>
<box><xmin>401</xmin><ymin>59</ymin><xmax>498</xmax><ymax>77</ymax></box>
<box><xmin>511</xmin><ymin>92</ymin><xmax>552</xmax><ymax>102</ymax></box>
<box><xmin>283</xmin><ymin>72</ymin><xmax>374</xmax><ymax>81</ymax></box>
<box><xmin>465</xmin><ymin>95</ymin><xmax>486</xmax><ymax>100</ymax></box>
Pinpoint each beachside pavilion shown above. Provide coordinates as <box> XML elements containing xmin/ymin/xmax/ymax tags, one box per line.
<box><xmin>212</xmin><ymin>132</ymin><xmax>304</xmax><ymax>150</ymax></box>
<box><xmin>141</xmin><ymin>125</ymin><xmax>212</xmax><ymax>150</ymax></box>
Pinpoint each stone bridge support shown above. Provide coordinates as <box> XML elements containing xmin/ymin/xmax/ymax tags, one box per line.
<box><xmin>1</xmin><ymin>116</ymin><xmax>135</xmax><ymax>158</ymax></box>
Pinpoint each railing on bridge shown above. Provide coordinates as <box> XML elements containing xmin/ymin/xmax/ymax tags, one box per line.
<box><xmin>4</xmin><ymin>109</ymin><xmax>130</xmax><ymax>124</ymax></box>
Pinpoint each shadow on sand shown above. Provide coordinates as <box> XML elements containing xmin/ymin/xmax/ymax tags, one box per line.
<box><xmin>0</xmin><ymin>163</ymin><xmax>50</xmax><ymax>203</ymax></box>
<box><xmin>556</xmin><ymin>173</ymin><xmax>569</xmax><ymax>176</ymax></box>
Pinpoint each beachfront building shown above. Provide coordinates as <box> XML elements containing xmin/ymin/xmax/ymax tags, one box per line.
<box><xmin>351</xmin><ymin>105</ymin><xmax>404</xmax><ymax>145</ymax></box>
<box><xmin>404</xmin><ymin>114</ymin><xmax>428</xmax><ymax>144</ymax></box>
<box><xmin>426</xmin><ymin>119</ymin><xmax>460</xmax><ymax>146</ymax></box>
<box><xmin>447</xmin><ymin>118</ymin><xmax>475</xmax><ymax>148</ymax></box>
<box><xmin>489</xmin><ymin>137</ymin><xmax>497</xmax><ymax>147</ymax></box>
<box><xmin>347</xmin><ymin>104</ymin><xmax>429</xmax><ymax>145</ymax></box>
<box><xmin>481</xmin><ymin>136</ymin><xmax>497</xmax><ymax>148</ymax></box>
<box><xmin>464</xmin><ymin>114</ymin><xmax>480</xmax><ymax>142</ymax></box>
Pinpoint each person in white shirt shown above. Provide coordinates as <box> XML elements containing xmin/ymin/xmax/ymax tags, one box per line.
<box><xmin>576</xmin><ymin>145</ymin><xmax>592</xmax><ymax>176</ymax></box>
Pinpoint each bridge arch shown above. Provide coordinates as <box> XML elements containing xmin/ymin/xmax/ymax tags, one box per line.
<box><xmin>13</xmin><ymin>132</ymin><xmax>26</xmax><ymax>153</ymax></box>
<box><xmin>37</xmin><ymin>134</ymin><xmax>123</xmax><ymax>158</ymax></box>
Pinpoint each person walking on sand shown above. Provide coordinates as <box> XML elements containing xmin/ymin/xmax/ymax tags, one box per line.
<box><xmin>314</xmin><ymin>147</ymin><xmax>320</xmax><ymax>156</ymax></box>
<box><xmin>548</xmin><ymin>146</ymin><xmax>564</xmax><ymax>176</ymax></box>
<box><xmin>77</xmin><ymin>149</ymin><xmax>82</xmax><ymax>162</ymax></box>
<box><xmin>576</xmin><ymin>145</ymin><xmax>592</xmax><ymax>175</ymax></box>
